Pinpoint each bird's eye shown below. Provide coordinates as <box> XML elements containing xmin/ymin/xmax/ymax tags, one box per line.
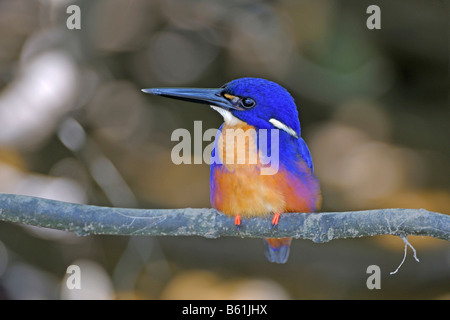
<box><xmin>241</xmin><ymin>97</ymin><xmax>256</xmax><ymax>109</ymax></box>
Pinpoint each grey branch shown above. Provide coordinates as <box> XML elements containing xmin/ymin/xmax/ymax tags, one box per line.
<box><xmin>0</xmin><ymin>193</ymin><xmax>449</xmax><ymax>242</ymax></box>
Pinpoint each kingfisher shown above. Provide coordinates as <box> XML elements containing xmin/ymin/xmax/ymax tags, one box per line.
<box><xmin>142</xmin><ymin>77</ymin><xmax>321</xmax><ymax>263</ymax></box>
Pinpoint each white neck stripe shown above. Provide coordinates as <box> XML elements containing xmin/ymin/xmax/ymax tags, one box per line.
<box><xmin>269</xmin><ymin>118</ymin><xmax>298</xmax><ymax>138</ymax></box>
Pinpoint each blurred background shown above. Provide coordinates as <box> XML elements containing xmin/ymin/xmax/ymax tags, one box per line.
<box><xmin>0</xmin><ymin>0</ymin><xmax>448</xmax><ymax>299</ymax></box>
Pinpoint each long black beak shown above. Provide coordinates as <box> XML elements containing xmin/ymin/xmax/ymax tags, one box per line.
<box><xmin>141</xmin><ymin>87</ymin><xmax>241</xmax><ymax>110</ymax></box>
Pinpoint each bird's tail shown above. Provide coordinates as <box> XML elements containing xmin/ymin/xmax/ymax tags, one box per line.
<box><xmin>263</xmin><ymin>238</ymin><xmax>292</xmax><ymax>264</ymax></box>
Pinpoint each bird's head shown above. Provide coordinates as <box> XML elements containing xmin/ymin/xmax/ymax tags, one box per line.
<box><xmin>142</xmin><ymin>77</ymin><xmax>301</xmax><ymax>139</ymax></box>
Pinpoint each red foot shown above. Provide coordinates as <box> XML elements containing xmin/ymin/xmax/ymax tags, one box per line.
<box><xmin>235</xmin><ymin>215</ymin><xmax>241</xmax><ymax>234</ymax></box>
<box><xmin>271</xmin><ymin>212</ymin><xmax>281</xmax><ymax>229</ymax></box>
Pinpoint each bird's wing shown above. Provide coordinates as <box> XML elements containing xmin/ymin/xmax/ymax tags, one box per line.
<box><xmin>297</xmin><ymin>137</ymin><xmax>314</xmax><ymax>173</ymax></box>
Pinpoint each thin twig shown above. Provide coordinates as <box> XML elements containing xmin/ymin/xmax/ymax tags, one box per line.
<box><xmin>390</xmin><ymin>236</ymin><xmax>420</xmax><ymax>275</ymax></box>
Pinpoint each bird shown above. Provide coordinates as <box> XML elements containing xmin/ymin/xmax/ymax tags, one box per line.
<box><xmin>142</xmin><ymin>77</ymin><xmax>321</xmax><ymax>263</ymax></box>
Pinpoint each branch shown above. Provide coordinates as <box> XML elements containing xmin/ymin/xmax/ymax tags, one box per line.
<box><xmin>0</xmin><ymin>193</ymin><xmax>448</xmax><ymax>242</ymax></box>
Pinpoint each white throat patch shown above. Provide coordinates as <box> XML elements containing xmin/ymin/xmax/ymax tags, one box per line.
<box><xmin>269</xmin><ymin>118</ymin><xmax>299</xmax><ymax>138</ymax></box>
<box><xmin>210</xmin><ymin>105</ymin><xmax>243</xmax><ymax>126</ymax></box>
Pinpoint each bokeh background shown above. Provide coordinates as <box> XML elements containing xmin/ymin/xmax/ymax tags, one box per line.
<box><xmin>0</xmin><ymin>0</ymin><xmax>448</xmax><ymax>299</ymax></box>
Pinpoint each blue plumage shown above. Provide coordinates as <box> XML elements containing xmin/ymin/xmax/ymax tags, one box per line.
<box><xmin>217</xmin><ymin>77</ymin><xmax>314</xmax><ymax>173</ymax></box>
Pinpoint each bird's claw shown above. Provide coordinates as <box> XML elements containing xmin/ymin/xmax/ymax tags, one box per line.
<box><xmin>235</xmin><ymin>215</ymin><xmax>241</xmax><ymax>234</ymax></box>
<box><xmin>271</xmin><ymin>212</ymin><xmax>281</xmax><ymax>232</ymax></box>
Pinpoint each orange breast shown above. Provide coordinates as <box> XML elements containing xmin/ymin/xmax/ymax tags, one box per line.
<box><xmin>211</xmin><ymin>122</ymin><xmax>321</xmax><ymax>217</ymax></box>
